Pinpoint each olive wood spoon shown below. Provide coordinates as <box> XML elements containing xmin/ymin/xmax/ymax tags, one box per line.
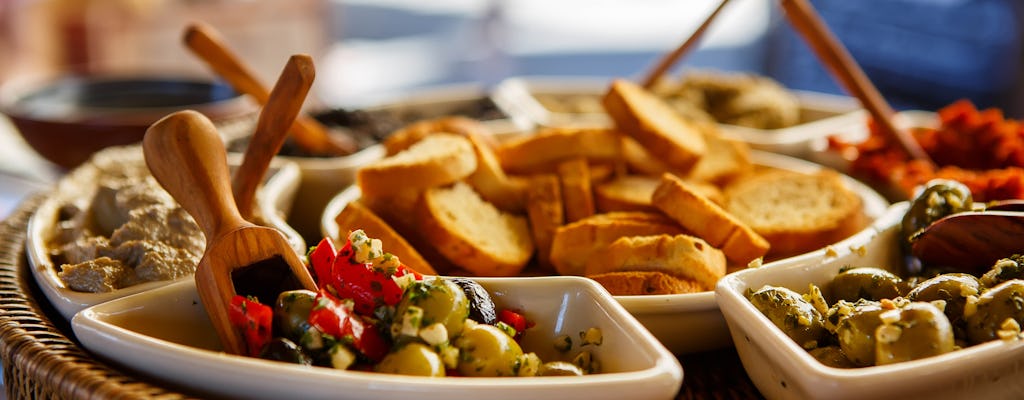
<box><xmin>144</xmin><ymin>110</ymin><xmax>317</xmax><ymax>356</ymax></box>
<box><xmin>639</xmin><ymin>0</ymin><xmax>732</xmax><ymax>89</ymax></box>
<box><xmin>183</xmin><ymin>22</ymin><xmax>357</xmax><ymax>156</ymax></box>
<box><xmin>233</xmin><ymin>54</ymin><xmax>315</xmax><ymax>220</ymax></box>
<box><xmin>779</xmin><ymin>0</ymin><xmax>934</xmax><ymax>167</ymax></box>
<box><xmin>910</xmin><ymin>210</ymin><xmax>1024</xmax><ymax>274</ymax></box>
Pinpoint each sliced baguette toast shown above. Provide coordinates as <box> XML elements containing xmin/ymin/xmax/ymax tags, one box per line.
<box><xmin>582</xmin><ymin>233</ymin><xmax>726</xmax><ymax>291</ymax></box>
<box><xmin>383</xmin><ymin>116</ymin><xmax>498</xmax><ymax>156</ymax></box>
<box><xmin>465</xmin><ymin>133</ymin><xmax>527</xmax><ymax>213</ymax></box>
<box><xmin>497</xmin><ymin>127</ymin><xmax>622</xmax><ymax>174</ymax></box>
<box><xmin>557</xmin><ymin>158</ymin><xmax>596</xmax><ymax>223</ymax></box>
<box><xmin>549</xmin><ymin>211</ymin><xmax>685</xmax><ymax>276</ymax></box>
<box><xmin>587</xmin><ymin>270</ymin><xmax>704</xmax><ymax>295</ymax></box>
<box><xmin>686</xmin><ymin>133</ymin><xmax>753</xmax><ymax>185</ymax></box>
<box><xmin>651</xmin><ymin>172</ymin><xmax>769</xmax><ymax>264</ymax></box>
<box><xmin>723</xmin><ymin>169</ymin><xmax>866</xmax><ymax>258</ymax></box>
<box><xmin>524</xmin><ymin>174</ymin><xmax>565</xmax><ymax>269</ymax></box>
<box><xmin>417</xmin><ymin>182</ymin><xmax>533</xmax><ymax>276</ymax></box>
<box><xmin>602</xmin><ymin>79</ymin><xmax>707</xmax><ymax>171</ymax></box>
<box><xmin>357</xmin><ymin>133</ymin><xmax>477</xmax><ymax>197</ymax></box>
<box><xmin>594</xmin><ymin>175</ymin><xmax>661</xmax><ymax>213</ymax></box>
<box><xmin>334</xmin><ymin>201</ymin><xmax>436</xmax><ymax>275</ymax></box>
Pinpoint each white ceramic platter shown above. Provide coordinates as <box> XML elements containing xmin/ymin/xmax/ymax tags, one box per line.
<box><xmin>717</xmin><ymin>202</ymin><xmax>1024</xmax><ymax>400</ymax></box>
<box><xmin>72</xmin><ymin>276</ymin><xmax>683</xmax><ymax>400</ymax></box>
<box><xmin>323</xmin><ymin>150</ymin><xmax>890</xmax><ymax>354</ymax></box>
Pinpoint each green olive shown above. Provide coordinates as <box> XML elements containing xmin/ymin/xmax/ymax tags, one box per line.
<box><xmin>536</xmin><ymin>361</ymin><xmax>584</xmax><ymax>376</ymax></box>
<box><xmin>454</xmin><ymin>322</ymin><xmax>524</xmax><ymax>377</ymax></box>
<box><xmin>965</xmin><ymin>279</ymin><xmax>1024</xmax><ymax>344</ymax></box>
<box><xmin>748</xmin><ymin>286</ymin><xmax>826</xmax><ymax>349</ymax></box>
<box><xmin>874</xmin><ymin>302</ymin><xmax>955</xmax><ymax>365</ymax></box>
<box><xmin>830</xmin><ymin>267</ymin><xmax>903</xmax><ymax>302</ymax></box>
<box><xmin>906</xmin><ymin>273</ymin><xmax>980</xmax><ymax>329</ymax></box>
<box><xmin>274</xmin><ymin>290</ymin><xmax>318</xmax><ymax>342</ymax></box>
<box><xmin>980</xmin><ymin>257</ymin><xmax>1024</xmax><ymax>288</ymax></box>
<box><xmin>375</xmin><ymin>342</ymin><xmax>446</xmax><ymax>377</ymax></box>
<box><xmin>807</xmin><ymin>346</ymin><xmax>856</xmax><ymax>368</ymax></box>
<box><xmin>901</xmin><ymin>179</ymin><xmax>973</xmax><ymax>249</ymax></box>
<box><xmin>833</xmin><ymin>301</ymin><xmax>885</xmax><ymax>366</ymax></box>
<box><xmin>393</xmin><ymin>278</ymin><xmax>470</xmax><ymax>341</ymax></box>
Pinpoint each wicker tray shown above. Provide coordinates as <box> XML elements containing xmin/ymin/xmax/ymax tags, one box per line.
<box><xmin>0</xmin><ymin>193</ymin><xmax>764</xmax><ymax>399</ymax></box>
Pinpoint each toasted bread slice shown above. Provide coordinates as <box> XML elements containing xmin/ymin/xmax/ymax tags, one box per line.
<box><xmin>465</xmin><ymin>133</ymin><xmax>526</xmax><ymax>213</ymax></box>
<box><xmin>497</xmin><ymin>127</ymin><xmax>622</xmax><ymax>174</ymax></box>
<box><xmin>549</xmin><ymin>211</ymin><xmax>685</xmax><ymax>276</ymax></box>
<box><xmin>525</xmin><ymin>174</ymin><xmax>564</xmax><ymax>269</ymax></box>
<box><xmin>587</xmin><ymin>270</ymin><xmax>704</xmax><ymax>295</ymax></box>
<box><xmin>595</xmin><ymin>174</ymin><xmax>723</xmax><ymax>213</ymax></box>
<box><xmin>557</xmin><ymin>158</ymin><xmax>596</xmax><ymax>223</ymax></box>
<box><xmin>621</xmin><ymin>135</ymin><xmax>672</xmax><ymax>175</ymax></box>
<box><xmin>383</xmin><ymin>116</ymin><xmax>498</xmax><ymax>156</ymax></box>
<box><xmin>334</xmin><ymin>201</ymin><xmax>436</xmax><ymax>275</ymax></box>
<box><xmin>651</xmin><ymin>173</ymin><xmax>769</xmax><ymax>264</ymax></box>
<box><xmin>358</xmin><ymin>133</ymin><xmax>477</xmax><ymax>197</ymax></box>
<box><xmin>602</xmin><ymin>79</ymin><xmax>707</xmax><ymax>171</ymax></box>
<box><xmin>583</xmin><ymin>234</ymin><xmax>726</xmax><ymax>291</ymax></box>
<box><xmin>724</xmin><ymin>169</ymin><xmax>866</xmax><ymax>259</ymax></box>
<box><xmin>417</xmin><ymin>182</ymin><xmax>533</xmax><ymax>276</ymax></box>
<box><xmin>687</xmin><ymin>133</ymin><xmax>753</xmax><ymax>185</ymax></box>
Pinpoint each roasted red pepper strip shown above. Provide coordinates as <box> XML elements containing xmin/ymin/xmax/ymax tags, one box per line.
<box><xmin>308</xmin><ymin>237</ymin><xmax>337</xmax><ymax>286</ymax></box>
<box><xmin>308</xmin><ymin>290</ymin><xmax>388</xmax><ymax>362</ymax></box>
<box><xmin>498</xmin><ymin>309</ymin><xmax>530</xmax><ymax>339</ymax></box>
<box><xmin>228</xmin><ymin>295</ymin><xmax>273</xmax><ymax>357</ymax></box>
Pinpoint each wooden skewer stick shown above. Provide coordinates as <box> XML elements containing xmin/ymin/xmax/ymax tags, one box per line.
<box><xmin>779</xmin><ymin>0</ymin><xmax>933</xmax><ymax>165</ymax></box>
<box><xmin>183</xmin><ymin>22</ymin><xmax>357</xmax><ymax>156</ymax></box>
<box><xmin>640</xmin><ymin>0</ymin><xmax>732</xmax><ymax>89</ymax></box>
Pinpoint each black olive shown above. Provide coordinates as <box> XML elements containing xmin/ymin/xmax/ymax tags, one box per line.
<box><xmin>449</xmin><ymin>277</ymin><xmax>497</xmax><ymax>325</ymax></box>
<box><xmin>259</xmin><ymin>337</ymin><xmax>312</xmax><ymax>365</ymax></box>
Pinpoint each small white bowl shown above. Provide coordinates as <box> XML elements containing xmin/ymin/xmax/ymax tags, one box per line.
<box><xmin>322</xmin><ymin>150</ymin><xmax>890</xmax><ymax>354</ymax></box>
<box><xmin>27</xmin><ymin>149</ymin><xmax>305</xmax><ymax>320</ymax></box>
<box><xmin>71</xmin><ymin>276</ymin><xmax>683</xmax><ymax>400</ymax></box>
<box><xmin>716</xmin><ymin>202</ymin><xmax>1024</xmax><ymax>400</ymax></box>
<box><xmin>490</xmin><ymin>76</ymin><xmax>866</xmax><ymax>160</ymax></box>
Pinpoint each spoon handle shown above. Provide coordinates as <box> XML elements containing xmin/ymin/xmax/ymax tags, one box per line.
<box><xmin>639</xmin><ymin>0</ymin><xmax>731</xmax><ymax>89</ymax></box>
<box><xmin>233</xmin><ymin>54</ymin><xmax>316</xmax><ymax>219</ymax></box>
<box><xmin>144</xmin><ymin>110</ymin><xmax>248</xmax><ymax>241</ymax></box>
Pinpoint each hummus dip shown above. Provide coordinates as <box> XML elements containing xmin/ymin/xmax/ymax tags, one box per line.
<box><xmin>48</xmin><ymin>146</ymin><xmax>204</xmax><ymax>292</ymax></box>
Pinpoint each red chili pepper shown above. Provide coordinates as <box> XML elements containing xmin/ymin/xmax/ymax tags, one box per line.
<box><xmin>308</xmin><ymin>237</ymin><xmax>337</xmax><ymax>286</ymax></box>
<box><xmin>228</xmin><ymin>295</ymin><xmax>273</xmax><ymax>357</ymax></box>
<box><xmin>308</xmin><ymin>290</ymin><xmax>389</xmax><ymax>362</ymax></box>
<box><xmin>498</xmin><ymin>309</ymin><xmax>531</xmax><ymax>339</ymax></box>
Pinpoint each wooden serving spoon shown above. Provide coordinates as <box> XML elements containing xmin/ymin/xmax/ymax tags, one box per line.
<box><xmin>779</xmin><ymin>0</ymin><xmax>934</xmax><ymax>167</ymax></box>
<box><xmin>910</xmin><ymin>210</ymin><xmax>1024</xmax><ymax>274</ymax></box>
<box><xmin>144</xmin><ymin>110</ymin><xmax>317</xmax><ymax>356</ymax></box>
<box><xmin>183</xmin><ymin>21</ymin><xmax>357</xmax><ymax>156</ymax></box>
<box><xmin>639</xmin><ymin>0</ymin><xmax>732</xmax><ymax>89</ymax></box>
<box><xmin>233</xmin><ymin>54</ymin><xmax>315</xmax><ymax>220</ymax></box>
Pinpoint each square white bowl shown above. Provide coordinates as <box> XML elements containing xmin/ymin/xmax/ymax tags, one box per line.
<box><xmin>490</xmin><ymin>76</ymin><xmax>866</xmax><ymax>160</ymax></box>
<box><xmin>27</xmin><ymin>149</ymin><xmax>305</xmax><ymax>320</ymax></box>
<box><xmin>323</xmin><ymin>150</ymin><xmax>891</xmax><ymax>354</ymax></box>
<box><xmin>71</xmin><ymin>276</ymin><xmax>683</xmax><ymax>400</ymax></box>
<box><xmin>716</xmin><ymin>202</ymin><xmax>1024</xmax><ymax>400</ymax></box>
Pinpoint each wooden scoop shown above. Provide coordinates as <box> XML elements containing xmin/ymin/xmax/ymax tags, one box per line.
<box><xmin>910</xmin><ymin>210</ymin><xmax>1024</xmax><ymax>274</ymax></box>
<box><xmin>144</xmin><ymin>110</ymin><xmax>317</xmax><ymax>356</ymax></box>
<box><xmin>779</xmin><ymin>0</ymin><xmax>934</xmax><ymax>166</ymax></box>
<box><xmin>232</xmin><ymin>54</ymin><xmax>315</xmax><ymax>220</ymax></box>
<box><xmin>639</xmin><ymin>0</ymin><xmax>732</xmax><ymax>89</ymax></box>
<box><xmin>183</xmin><ymin>21</ymin><xmax>357</xmax><ymax>156</ymax></box>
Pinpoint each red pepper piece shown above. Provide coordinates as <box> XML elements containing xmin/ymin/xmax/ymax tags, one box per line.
<box><xmin>308</xmin><ymin>237</ymin><xmax>337</xmax><ymax>286</ymax></box>
<box><xmin>308</xmin><ymin>290</ymin><xmax>389</xmax><ymax>362</ymax></box>
<box><xmin>228</xmin><ymin>295</ymin><xmax>273</xmax><ymax>357</ymax></box>
<box><xmin>497</xmin><ymin>309</ymin><xmax>532</xmax><ymax>340</ymax></box>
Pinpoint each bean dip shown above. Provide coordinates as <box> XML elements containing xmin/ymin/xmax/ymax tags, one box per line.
<box><xmin>48</xmin><ymin>146</ymin><xmax>204</xmax><ymax>292</ymax></box>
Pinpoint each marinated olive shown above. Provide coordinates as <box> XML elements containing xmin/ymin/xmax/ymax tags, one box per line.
<box><xmin>907</xmin><ymin>273</ymin><xmax>980</xmax><ymax>329</ymax></box>
<box><xmin>454</xmin><ymin>322</ymin><xmax>524</xmax><ymax>377</ymax></box>
<box><xmin>831</xmin><ymin>267</ymin><xmax>904</xmax><ymax>302</ymax></box>
<box><xmin>965</xmin><ymin>279</ymin><xmax>1024</xmax><ymax>344</ymax></box>
<box><xmin>748</xmin><ymin>286</ymin><xmax>827</xmax><ymax>349</ymax></box>
<box><xmin>537</xmin><ymin>361</ymin><xmax>585</xmax><ymax>376</ymax></box>
<box><xmin>274</xmin><ymin>290</ymin><xmax>318</xmax><ymax>341</ymax></box>
<box><xmin>832</xmin><ymin>301</ymin><xmax>885</xmax><ymax>366</ymax></box>
<box><xmin>450</xmin><ymin>277</ymin><xmax>497</xmax><ymax>325</ymax></box>
<box><xmin>807</xmin><ymin>346</ymin><xmax>856</xmax><ymax>368</ymax></box>
<box><xmin>393</xmin><ymin>278</ymin><xmax>470</xmax><ymax>341</ymax></box>
<box><xmin>901</xmin><ymin>179</ymin><xmax>973</xmax><ymax>247</ymax></box>
<box><xmin>980</xmin><ymin>256</ymin><xmax>1024</xmax><ymax>288</ymax></box>
<box><xmin>259</xmin><ymin>337</ymin><xmax>312</xmax><ymax>365</ymax></box>
<box><xmin>874</xmin><ymin>302</ymin><xmax>955</xmax><ymax>365</ymax></box>
<box><xmin>375</xmin><ymin>342</ymin><xmax>445</xmax><ymax>377</ymax></box>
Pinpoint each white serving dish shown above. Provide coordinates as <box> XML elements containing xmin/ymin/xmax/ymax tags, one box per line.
<box><xmin>490</xmin><ymin>76</ymin><xmax>867</xmax><ymax>160</ymax></box>
<box><xmin>27</xmin><ymin>152</ymin><xmax>305</xmax><ymax>321</ymax></box>
<box><xmin>72</xmin><ymin>276</ymin><xmax>684</xmax><ymax>400</ymax></box>
<box><xmin>322</xmin><ymin>150</ymin><xmax>890</xmax><ymax>354</ymax></box>
<box><xmin>717</xmin><ymin>201</ymin><xmax>1024</xmax><ymax>400</ymax></box>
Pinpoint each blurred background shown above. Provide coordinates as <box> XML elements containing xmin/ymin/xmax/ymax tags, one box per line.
<box><xmin>0</xmin><ymin>0</ymin><xmax>1022</xmax><ymax>215</ymax></box>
